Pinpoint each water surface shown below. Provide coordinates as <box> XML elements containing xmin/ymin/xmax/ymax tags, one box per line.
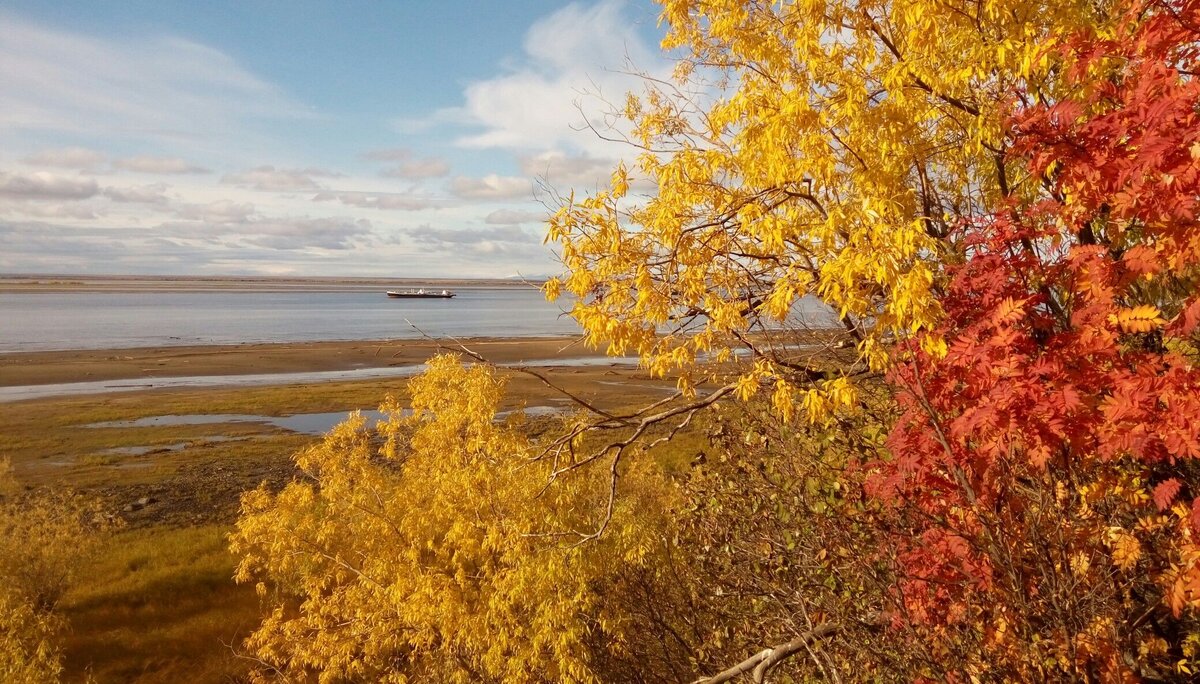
<box><xmin>87</xmin><ymin>405</ymin><xmax>566</xmax><ymax>437</ymax></box>
<box><xmin>0</xmin><ymin>287</ymin><xmax>835</xmax><ymax>353</ymax></box>
<box><xmin>0</xmin><ymin>287</ymin><xmax>577</xmax><ymax>352</ymax></box>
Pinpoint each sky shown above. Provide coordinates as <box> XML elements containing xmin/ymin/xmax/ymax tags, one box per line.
<box><xmin>0</xmin><ymin>0</ymin><xmax>669</xmax><ymax>278</ymax></box>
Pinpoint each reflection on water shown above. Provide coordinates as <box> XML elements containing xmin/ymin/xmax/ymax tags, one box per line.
<box><xmin>86</xmin><ymin>405</ymin><xmax>565</xmax><ymax>437</ymax></box>
<box><xmin>87</xmin><ymin>411</ymin><xmax>392</xmax><ymax>436</ymax></box>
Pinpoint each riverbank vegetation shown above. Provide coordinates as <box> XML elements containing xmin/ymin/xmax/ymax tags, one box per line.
<box><xmin>6</xmin><ymin>0</ymin><xmax>1200</xmax><ymax>681</ymax></box>
<box><xmin>0</xmin><ymin>460</ymin><xmax>109</xmax><ymax>682</ymax></box>
<box><xmin>232</xmin><ymin>0</ymin><xmax>1200</xmax><ymax>681</ymax></box>
<box><xmin>0</xmin><ymin>364</ymin><xmax>679</xmax><ymax>681</ymax></box>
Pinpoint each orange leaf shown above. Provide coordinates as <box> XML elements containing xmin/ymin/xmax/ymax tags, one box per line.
<box><xmin>1122</xmin><ymin>244</ymin><xmax>1162</xmax><ymax>275</ymax></box>
<box><xmin>1173</xmin><ymin>298</ymin><xmax>1200</xmax><ymax>335</ymax></box>
<box><xmin>1153</xmin><ymin>479</ymin><xmax>1183</xmax><ymax>511</ymax></box>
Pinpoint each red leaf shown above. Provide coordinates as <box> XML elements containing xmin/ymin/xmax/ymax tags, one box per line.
<box><xmin>1122</xmin><ymin>244</ymin><xmax>1162</xmax><ymax>275</ymax></box>
<box><xmin>1174</xmin><ymin>297</ymin><xmax>1200</xmax><ymax>335</ymax></box>
<box><xmin>1154</xmin><ymin>478</ymin><xmax>1183</xmax><ymax>511</ymax></box>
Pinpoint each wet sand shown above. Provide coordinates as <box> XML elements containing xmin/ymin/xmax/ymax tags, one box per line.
<box><xmin>0</xmin><ymin>336</ymin><xmax>606</xmax><ymax>388</ymax></box>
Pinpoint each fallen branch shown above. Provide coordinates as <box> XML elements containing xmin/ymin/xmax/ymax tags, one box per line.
<box><xmin>692</xmin><ymin>623</ymin><xmax>840</xmax><ymax>684</ymax></box>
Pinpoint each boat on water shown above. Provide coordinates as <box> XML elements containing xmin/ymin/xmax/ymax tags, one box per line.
<box><xmin>386</xmin><ymin>288</ymin><xmax>456</xmax><ymax>299</ymax></box>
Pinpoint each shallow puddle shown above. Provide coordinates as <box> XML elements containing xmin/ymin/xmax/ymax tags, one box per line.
<box><xmin>86</xmin><ymin>410</ymin><xmax>392</xmax><ymax>436</ymax></box>
<box><xmin>85</xmin><ymin>405</ymin><xmax>564</xmax><ymax>437</ymax></box>
<box><xmin>0</xmin><ymin>355</ymin><xmax>640</xmax><ymax>403</ymax></box>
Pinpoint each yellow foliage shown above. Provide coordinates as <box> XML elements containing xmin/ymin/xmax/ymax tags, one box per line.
<box><xmin>0</xmin><ymin>459</ymin><xmax>108</xmax><ymax>683</ymax></box>
<box><xmin>1108</xmin><ymin>305</ymin><xmax>1167</xmax><ymax>333</ymax></box>
<box><xmin>1108</xmin><ymin>527</ymin><xmax>1142</xmax><ymax>572</ymax></box>
<box><xmin>0</xmin><ymin>589</ymin><xmax>62</xmax><ymax>684</ymax></box>
<box><xmin>545</xmin><ymin>0</ymin><xmax>1114</xmax><ymax>420</ymax></box>
<box><xmin>231</xmin><ymin>355</ymin><xmax>674</xmax><ymax>683</ymax></box>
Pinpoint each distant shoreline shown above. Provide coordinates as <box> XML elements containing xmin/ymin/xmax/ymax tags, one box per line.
<box><xmin>0</xmin><ymin>274</ymin><xmax>548</xmax><ymax>293</ymax></box>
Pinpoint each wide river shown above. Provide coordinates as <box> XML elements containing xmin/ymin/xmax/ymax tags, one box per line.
<box><xmin>0</xmin><ymin>287</ymin><xmax>582</xmax><ymax>352</ymax></box>
<box><xmin>0</xmin><ymin>286</ymin><xmax>837</xmax><ymax>353</ymax></box>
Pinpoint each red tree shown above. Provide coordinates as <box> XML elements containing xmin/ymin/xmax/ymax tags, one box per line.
<box><xmin>871</xmin><ymin>1</ymin><xmax>1200</xmax><ymax>678</ymax></box>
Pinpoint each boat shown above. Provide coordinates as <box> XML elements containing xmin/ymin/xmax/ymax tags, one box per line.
<box><xmin>386</xmin><ymin>288</ymin><xmax>456</xmax><ymax>299</ymax></box>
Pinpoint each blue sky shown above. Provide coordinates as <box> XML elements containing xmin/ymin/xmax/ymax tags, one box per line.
<box><xmin>0</xmin><ymin>0</ymin><xmax>668</xmax><ymax>277</ymax></box>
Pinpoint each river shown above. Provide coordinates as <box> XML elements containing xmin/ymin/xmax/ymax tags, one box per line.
<box><xmin>0</xmin><ymin>285</ymin><xmax>836</xmax><ymax>353</ymax></box>
<box><xmin>0</xmin><ymin>287</ymin><xmax>578</xmax><ymax>352</ymax></box>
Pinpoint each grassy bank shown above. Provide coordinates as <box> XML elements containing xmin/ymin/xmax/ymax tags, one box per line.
<box><xmin>0</xmin><ymin>363</ymin><xmax>681</xmax><ymax>682</ymax></box>
<box><xmin>60</xmin><ymin>525</ymin><xmax>257</xmax><ymax>683</ymax></box>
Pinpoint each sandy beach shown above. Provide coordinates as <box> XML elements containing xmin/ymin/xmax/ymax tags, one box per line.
<box><xmin>0</xmin><ymin>336</ymin><xmax>607</xmax><ymax>387</ymax></box>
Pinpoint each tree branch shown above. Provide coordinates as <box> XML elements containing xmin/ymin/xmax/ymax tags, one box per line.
<box><xmin>691</xmin><ymin>623</ymin><xmax>840</xmax><ymax>684</ymax></box>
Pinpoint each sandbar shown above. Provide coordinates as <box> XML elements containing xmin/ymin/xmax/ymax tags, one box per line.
<box><xmin>0</xmin><ymin>336</ymin><xmax>607</xmax><ymax>388</ymax></box>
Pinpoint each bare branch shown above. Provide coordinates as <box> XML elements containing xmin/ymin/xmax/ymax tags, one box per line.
<box><xmin>691</xmin><ymin>623</ymin><xmax>840</xmax><ymax>684</ymax></box>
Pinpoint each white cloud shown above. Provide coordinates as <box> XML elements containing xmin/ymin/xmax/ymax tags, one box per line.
<box><xmin>173</xmin><ymin>200</ymin><xmax>256</xmax><ymax>223</ymax></box>
<box><xmin>0</xmin><ymin>12</ymin><xmax>305</xmax><ymax>145</ymax></box>
<box><xmin>114</xmin><ymin>155</ymin><xmax>208</xmax><ymax>174</ymax></box>
<box><xmin>221</xmin><ymin>166</ymin><xmax>336</xmax><ymax>192</ymax></box>
<box><xmin>103</xmin><ymin>183</ymin><xmax>170</xmax><ymax>205</ymax></box>
<box><xmin>230</xmin><ymin>217</ymin><xmax>374</xmax><ymax>251</ymax></box>
<box><xmin>0</xmin><ymin>216</ymin><xmax>552</xmax><ymax>277</ymax></box>
<box><xmin>407</xmin><ymin>224</ymin><xmax>540</xmax><ymax>245</ymax></box>
<box><xmin>1</xmin><ymin>202</ymin><xmax>103</xmax><ymax>220</ymax></box>
<box><xmin>0</xmin><ymin>6</ymin><xmax>624</xmax><ymax>278</ymax></box>
<box><xmin>312</xmin><ymin>191</ymin><xmax>441</xmax><ymax>211</ymax></box>
<box><xmin>381</xmin><ymin>158</ymin><xmax>450</xmax><ymax>179</ymax></box>
<box><xmin>20</xmin><ymin>147</ymin><xmax>106</xmax><ymax>170</ymax></box>
<box><xmin>160</xmin><ymin>215</ymin><xmax>373</xmax><ymax>251</ymax></box>
<box><xmin>519</xmin><ymin>150</ymin><xmax>618</xmax><ymax>188</ymax></box>
<box><xmin>0</xmin><ymin>171</ymin><xmax>98</xmax><ymax>200</ymax></box>
<box><xmin>362</xmin><ymin>148</ymin><xmax>412</xmax><ymax>162</ymax></box>
<box><xmin>484</xmin><ymin>208</ymin><xmax>545</xmax><ymax>225</ymax></box>
<box><xmin>362</xmin><ymin>148</ymin><xmax>450</xmax><ymax>179</ymax></box>
<box><xmin>0</xmin><ymin>219</ymin><xmax>361</xmax><ymax>274</ymax></box>
<box><xmin>443</xmin><ymin>0</ymin><xmax>666</xmax><ymax>155</ymax></box>
<box><xmin>404</xmin><ymin>223</ymin><xmax>545</xmax><ymax>259</ymax></box>
<box><xmin>449</xmin><ymin>174</ymin><xmax>532</xmax><ymax>200</ymax></box>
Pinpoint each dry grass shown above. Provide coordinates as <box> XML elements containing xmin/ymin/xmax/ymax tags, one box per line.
<box><xmin>59</xmin><ymin>524</ymin><xmax>258</xmax><ymax>683</ymax></box>
<box><xmin>0</xmin><ymin>365</ymin><xmax>684</xmax><ymax>682</ymax></box>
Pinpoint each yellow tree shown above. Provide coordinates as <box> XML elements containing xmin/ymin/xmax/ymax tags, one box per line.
<box><xmin>0</xmin><ymin>460</ymin><xmax>107</xmax><ymax>683</ymax></box>
<box><xmin>546</xmin><ymin>0</ymin><xmax>1114</xmax><ymax>417</ymax></box>
<box><xmin>231</xmin><ymin>355</ymin><xmax>680</xmax><ymax>683</ymax></box>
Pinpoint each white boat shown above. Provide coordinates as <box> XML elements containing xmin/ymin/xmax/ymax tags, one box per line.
<box><xmin>385</xmin><ymin>288</ymin><xmax>456</xmax><ymax>299</ymax></box>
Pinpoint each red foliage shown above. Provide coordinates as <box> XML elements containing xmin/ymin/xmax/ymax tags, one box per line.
<box><xmin>1155</xmin><ymin>478</ymin><xmax>1184</xmax><ymax>511</ymax></box>
<box><xmin>868</xmin><ymin>0</ymin><xmax>1200</xmax><ymax>671</ymax></box>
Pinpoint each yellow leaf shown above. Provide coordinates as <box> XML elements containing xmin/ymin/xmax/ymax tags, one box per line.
<box><xmin>1109</xmin><ymin>305</ymin><xmax>1167</xmax><ymax>333</ymax></box>
<box><xmin>1109</xmin><ymin>529</ymin><xmax>1141</xmax><ymax>571</ymax></box>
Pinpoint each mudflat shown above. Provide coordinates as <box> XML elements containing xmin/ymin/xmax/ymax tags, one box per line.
<box><xmin>0</xmin><ymin>336</ymin><xmax>607</xmax><ymax>387</ymax></box>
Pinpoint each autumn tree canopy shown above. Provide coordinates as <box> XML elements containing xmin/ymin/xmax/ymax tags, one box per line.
<box><xmin>232</xmin><ymin>356</ymin><xmax>682</xmax><ymax>683</ymax></box>
<box><xmin>235</xmin><ymin>0</ymin><xmax>1200</xmax><ymax>681</ymax></box>
<box><xmin>546</xmin><ymin>0</ymin><xmax>1114</xmax><ymax>405</ymax></box>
